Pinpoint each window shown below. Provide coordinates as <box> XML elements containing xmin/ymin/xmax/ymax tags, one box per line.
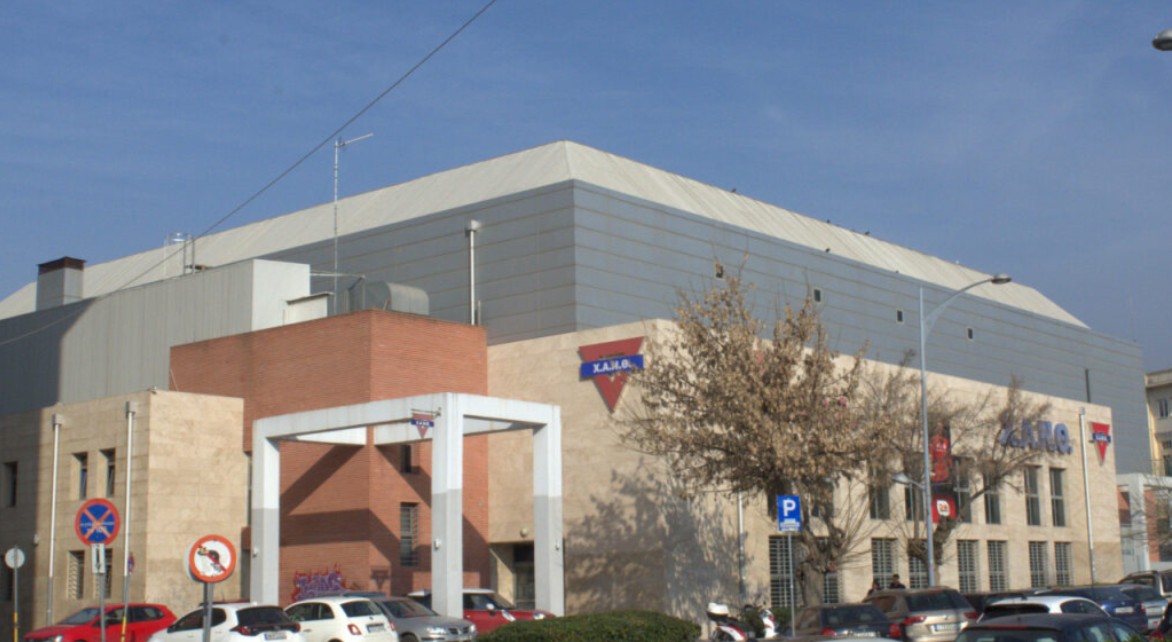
<box><xmin>984</xmin><ymin>475</ymin><xmax>1001</xmax><ymax>524</ymax></box>
<box><xmin>957</xmin><ymin>540</ymin><xmax>980</xmax><ymax>593</ymax></box>
<box><xmin>811</xmin><ymin>480</ymin><xmax>834</xmax><ymax>519</ymax></box>
<box><xmin>74</xmin><ymin>453</ymin><xmax>89</xmax><ymax>500</ymax></box>
<box><xmin>1025</xmin><ymin>467</ymin><xmax>1042</xmax><ymax>526</ymax></box>
<box><xmin>869</xmin><ymin>474</ymin><xmax>891</xmax><ymax>520</ymax></box>
<box><xmin>400</xmin><ymin>445</ymin><xmax>415</xmax><ymax>474</ymax></box>
<box><xmin>1050</xmin><ymin>468</ymin><xmax>1066</xmax><ymax>527</ymax></box>
<box><xmin>1160</xmin><ymin>398</ymin><xmax>1170</xmax><ymax>419</ymax></box>
<box><xmin>904</xmin><ymin>484</ymin><xmax>925</xmax><ymax>522</ymax></box>
<box><xmin>3</xmin><ymin>462</ymin><xmax>15</xmax><ymax>507</ymax></box>
<box><xmin>966</xmin><ymin>327</ymin><xmax>974</xmax><ymax>340</ymax></box>
<box><xmin>770</xmin><ymin>536</ymin><xmax>800</xmax><ymax>612</ymax></box>
<box><xmin>1054</xmin><ymin>542</ymin><xmax>1073</xmax><ymax>586</ymax></box>
<box><xmin>68</xmin><ymin>550</ymin><xmax>85</xmax><ymax>599</ymax></box>
<box><xmin>97</xmin><ymin>550</ymin><xmax>112</xmax><ymax>598</ymax></box>
<box><xmin>871</xmin><ymin>538</ymin><xmax>897</xmax><ymax>586</ymax></box>
<box><xmin>1028</xmin><ymin>541</ymin><xmax>1049</xmax><ymax>588</ymax></box>
<box><xmin>813</xmin><ymin>289</ymin><xmax>822</xmax><ymax>303</ymax></box>
<box><xmin>908</xmin><ymin>542</ymin><xmax>928</xmax><ymax>589</ymax></box>
<box><xmin>1120</xmin><ymin>490</ymin><xmax>1132</xmax><ymax>526</ymax></box>
<box><xmin>896</xmin><ymin>309</ymin><xmax>904</xmax><ymax>324</ymax></box>
<box><xmin>399</xmin><ymin>503</ymin><xmax>419</xmax><ymax>566</ymax></box>
<box><xmin>955</xmin><ymin>459</ymin><xmax>972</xmax><ymax>523</ymax></box>
<box><xmin>818</xmin><ymin>537</ymin><xmax>840</xmax><ymax>603</ymax></box>
<box><xmin>101</xmin><ymin>449</ymin><xmax>116</xmax><ymax>497</ymax></box>
<box><xmin>987</xmin><ymin>541</ymin><xmax>1008</xmax><ymax>591</ymax></box>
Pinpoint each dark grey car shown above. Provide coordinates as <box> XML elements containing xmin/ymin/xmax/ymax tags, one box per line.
<box><xmin>793</xmin><ymin>603</ymin><xmax>897</xmax><ymax>638</ymax></box>
<box><xmin>370</xmin><ymin>597</ymin><xmax>476</xmax><ymax>642</ymax></box>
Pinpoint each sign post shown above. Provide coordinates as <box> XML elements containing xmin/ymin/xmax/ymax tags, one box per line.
<box><xmin>187</xmin><ymin>535</ymin><xmax>237</xmax><ymax>642</ymax></box>
<box><xmin>5</xmin><ymin>547</ymin><xmax>25</xmax><ymax>642</ymax></box>
<box><xmin>777</xmin><ymin>495</ymin><xmax>802</xmax><ymax>639</ymax></box>
<box><xmin>76</xmin><ymin>499</ymin><xmax>120</xmax><ymax>642</ymax></box>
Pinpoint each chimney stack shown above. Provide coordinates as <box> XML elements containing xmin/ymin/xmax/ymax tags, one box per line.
<box><xmin>37</xmin><ymin>257</ymin><xmax>86</xmax><ymax>310</ymax></box>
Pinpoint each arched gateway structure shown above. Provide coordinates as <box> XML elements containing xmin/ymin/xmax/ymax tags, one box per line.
<box><xmin>251</xmin><ymin>392</ymin><xmax>564</xmax><ymax>617</ymax></box>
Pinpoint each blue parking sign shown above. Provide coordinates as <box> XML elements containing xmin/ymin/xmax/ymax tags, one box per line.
<box><xmin>777</xmin><ymin>495</ymin><xmax>802</xmax><ymax>532</ymax></box>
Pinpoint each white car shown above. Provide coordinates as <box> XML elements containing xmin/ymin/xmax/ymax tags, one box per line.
<box><xmin>147</xmin><ymin>603</ymin><xmax>304</xmax><ymax>642</ymax></box>
<box><xmin>978</xmin><ymin>595</ymin><xmax>1109</xmax><ymax>622</ymax></box>
<box><xmin>285</xmin><ymin>597</ymin><xmax>398</xmax><ymax>642</ymax></box>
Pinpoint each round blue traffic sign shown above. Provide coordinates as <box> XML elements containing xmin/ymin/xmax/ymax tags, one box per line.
<box><xmin>75</xmin><ymin>498</ymin><xmax>120</xmax><ymax>545</ymax></box>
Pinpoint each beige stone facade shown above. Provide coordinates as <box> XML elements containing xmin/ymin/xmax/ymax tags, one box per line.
<box><xmin>0</xmin><ymin>390</ymin><xmax>247</xmax><ymax>631</ymax></box>
<box><xmin>488</xmin><ymin>320</ymin><xmax>1124</xmax><ymax>616</ymax></box>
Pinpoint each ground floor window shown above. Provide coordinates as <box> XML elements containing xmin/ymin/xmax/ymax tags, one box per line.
<box><xmin>908</xmin><ymin>541</ymin><xmax>928</xmax><ymax>588</ymax></box>
<box><xmin>68</xmin><ymin>550</ymin><xmax>85</xmax><ymax>599</ymax></box>
<box><xmin>818</xmin><ymin>536</ymin><xmax>839</xmax><ymax>603</ymax></box>
<box><xmin>957</xmin><ymin>540</ymin><xmax>980</xmax><ymax>593</ymax></box>
<box><xmin>871</xmin><ymin>538</ymin><xmax>896</xmax><ymax>586</ymax></box>
<box><xmin>400</xmin><ymin>503</ymin><xmax>419</xmax><ymax>566</ymax></box>
<box><xmin>987</xmin><ymin>541</ymin><xmax>1007</xmax><ymax>591</ymax></box>
<box><xmin>1028</xmin><ymin>541</ymin><xmax>1049</xmax><ymax>588</ymax></box>
<box><xmin>769</xmin><ymin>535</ymin><xmax>799</xmax><ymax>612</ymax></box>
<box><xmin>1054</xmin><ymin>542</ymin><xmax>1072</xmax><ymax>586</ymax></box>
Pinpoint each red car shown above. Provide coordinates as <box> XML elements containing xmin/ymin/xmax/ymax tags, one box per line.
<box><xmin>25</xmin><ymin>604</ymin><xmax>177</xmax><ymax>642</ymax></box>
<box><xmin>406</xmin><ymin>589</ymin><xmax>553</xmax><ymax>634</ymax></box>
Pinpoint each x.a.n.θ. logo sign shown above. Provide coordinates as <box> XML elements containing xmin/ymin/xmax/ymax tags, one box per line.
<box><xmin>579</xmin><ymin>337</ymin><xmax>644</xmax><ymax>412</ymax></box>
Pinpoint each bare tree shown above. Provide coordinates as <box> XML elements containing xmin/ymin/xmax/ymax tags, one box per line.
<box><xmin>622</xmin><ymin>268</ymin><xmax>901</xmax><ymax>603</ymax></box>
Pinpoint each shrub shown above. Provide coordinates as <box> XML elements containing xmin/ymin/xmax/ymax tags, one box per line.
<box><xmin>479</xmin><ymin>609</ymin><xmax>701</xmax><ymax>642</ymax></box>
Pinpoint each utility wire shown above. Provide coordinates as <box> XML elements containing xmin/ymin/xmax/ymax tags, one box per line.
<box><xmin>0</xmin><ymin>0</ymin><xmax>497</xmax><ymax>349</ymax></box>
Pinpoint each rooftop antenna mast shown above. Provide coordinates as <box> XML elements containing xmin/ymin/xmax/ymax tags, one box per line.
<box><xmin>333</xmin><ymin>132</ymin><xmax>373</xmax><ymax>314</ymax></box>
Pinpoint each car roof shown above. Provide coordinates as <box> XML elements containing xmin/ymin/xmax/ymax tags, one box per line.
<box><xmin>286</xmin><ymin>596</ymin><xmax>378</xmax><ymax>605</ymax></box>
<box><xmin>988</xmin><ymin>596</ymin><xmax>1096</xmax><ymax>607</ymax></box>
<box><xmin>406</xmin><ymin>588</ymin><xmax>494</xmax><ymax>596</ymax></box>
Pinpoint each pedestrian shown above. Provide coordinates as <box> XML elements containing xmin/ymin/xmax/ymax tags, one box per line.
<box><xmin>867</xmin><ymin>579</ymin><xmax>882</xmax><ymax>595</ymax></box>
<box><xmin>889</xmin><ymin>573</ymin><xmax>906</xmax><ymax>589</ymax></box>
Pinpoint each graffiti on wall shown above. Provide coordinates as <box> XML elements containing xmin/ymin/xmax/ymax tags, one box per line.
<box><xmin>291</xmin><ymin>566</ymin><xmax>354</xmax><ymax>602</ymax></box>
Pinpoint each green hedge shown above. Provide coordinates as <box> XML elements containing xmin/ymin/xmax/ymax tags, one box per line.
<box><xmin>478</xmin><ymin>609</ymin><xmax>701</xmax><ymax>642</ymax></box>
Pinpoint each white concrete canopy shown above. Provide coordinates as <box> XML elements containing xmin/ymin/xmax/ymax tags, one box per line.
<box><xmin>250</xmin><ymin>392</ymin><xmax>564</xmax><ymax>617</ymax></box>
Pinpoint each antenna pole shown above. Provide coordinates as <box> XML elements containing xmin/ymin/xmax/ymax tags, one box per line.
<box><xmin>332</xmin><ymin>133</ymin><xmax>373</xmax><ymax>314</ymax></box>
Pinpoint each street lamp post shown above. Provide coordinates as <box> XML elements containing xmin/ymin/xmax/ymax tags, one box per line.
<box><xmin>1154</xmin><ymin>29</ymin><xmax>1172</xmax><ymax>51</ymax></box>
<box><xmin>917</xmin><ymin>273</ymin><xmax>1011</xmax><ymax>586</ymax></box>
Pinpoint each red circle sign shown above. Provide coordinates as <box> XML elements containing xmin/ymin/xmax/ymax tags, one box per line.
<box><xmin>187</xmin><ymin>535</ymin><xmax>237</xmax><ymax>583</ymax></box>
<box><xmin>75</xmin><ymin>499</ymin><xmax>121</xmax><ymax>545</ymax></box>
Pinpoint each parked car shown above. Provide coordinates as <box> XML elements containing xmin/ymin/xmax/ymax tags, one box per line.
<box><xmin>285</xmin><ymin>596</ymin><xmax>398</xmax><ymax>642</ymax></box>
<box><xmin>406</xmin><ymin>589</ymin><xmax>552</xmax><ymax>635</ymax></box>
<box><xmin>1121</xmin><ymin>571</ymin><xmax>1172</xmax><ymax>600</ymax></box>
<box><xmin>25</xmin><ymin>604</ymin><xmax>176</xmax><ymax>642</ymax></box>
<box><xmin>954</xmin><ymin>613</ymin><xmax>1145</xmax><ymax>642</ymax></box>
<box><xmin>1119</xmin><ymin>583</ymin><xmax>1169</xmax><ymax>631</ymax></box>
<box><xmin>792</xmin><ymin>603</ymin><xmax>900</xmax><ymax>638</ymax></box>
<box><xmin>1151</xmin><ymin>599</ymin><xmax>1172</xmax><ymax>641</ymax></box>
<box><xmin>862</xmin><ymin>587</ymin><xmax>977</xmax><ymax>642</ymax></box>
<box><xmin>147</xmin><ymin>604</ymin><xmax>303</xmax><ymax>642</ymax></box>
<box><xmin>963</xmin><ymin>591</ymin><xmax>1039</xmax><ymax>616</ymax></box>
<box><xmin>368</xmin><ymin>597</ymin><xmax>476</xmax><ymax>642</ymax></box>
<box><xmin>1038</xmin><ymin>586</ymin><xmax>1148</xmax><ymax>632</ymax></box>
<box><xmin>977</xmin><ymin>595</ymin><xmax>1109</xmax><ymax>622</ymax></box>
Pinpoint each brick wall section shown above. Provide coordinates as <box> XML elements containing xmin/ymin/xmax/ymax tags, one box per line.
<box><xmin>171</xmin><ymin>310</ymin><xmax>490</xmax><ymax>600</ymax></box>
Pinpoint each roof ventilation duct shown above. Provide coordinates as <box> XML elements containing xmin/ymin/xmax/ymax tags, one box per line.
<box><xmin>344</xmin><ymin>281</ymin><xmax>429</xmax><ymax>316</ymax></box>
<box><xmin>36</xmin><ymin>256</ymin><xmax>86</xmax><ymax>310</ymax></box>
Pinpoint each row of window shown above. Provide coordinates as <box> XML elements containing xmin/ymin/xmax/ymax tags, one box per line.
<box><xmin>808</xmin><ymin>290</ymin><xmax>980</xmax><ymax>339</ymax></box>
<box><xmin>1</xmin><ymin>450</ymin><xmax>119</xmax><ymax>510</ymax></box>
<box><xmin>767</xmin><ymin>536</ymin><xmax>1074</xmax><ymax>610</ymax></box>
<box><xmin>868</xmin><ymin>466</ymin><xmax>1067</xmax><ymax>528</ymax></box>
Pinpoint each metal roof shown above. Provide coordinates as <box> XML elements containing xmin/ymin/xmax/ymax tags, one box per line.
<box><xmin>0</xmin><ymin>140</ymin><xmax>1084</xmax><ymax>327</ymax></box>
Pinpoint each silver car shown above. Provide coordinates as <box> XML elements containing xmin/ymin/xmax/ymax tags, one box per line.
<box><xmin>370</xmin><ymin>598</ymin><xmax>475</xmax><ymax>642</ymax></box>
<box><xmin>863</xmin><ymin>588</ymin><xmax>976</xmax><ymax>642</ymax></box>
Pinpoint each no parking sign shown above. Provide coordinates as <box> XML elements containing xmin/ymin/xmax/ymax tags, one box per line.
<box><xmin>187</xmin><ymin>535</ymin><xmax>236</xmax><ymax>583</ymax></box>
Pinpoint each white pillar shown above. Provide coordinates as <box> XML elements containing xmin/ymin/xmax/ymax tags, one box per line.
<box><xmin>251</xmin><ymin>433</ymin><xmax>281</xmax><ymax>605</ymax></box>
<box><xmin>431</xmin><ymin>394</ymin><xmax>464</xmax><ymax>618</ymax></box>
<box><xmin>533</xmin><ymin>408</ymin><xmax>565</xmax><ymax>615</ymax></box>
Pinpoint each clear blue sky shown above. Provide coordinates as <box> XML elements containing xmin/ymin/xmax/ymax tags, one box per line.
<box><xmin>3</xmin><ymin>3</ymin><xmax>1172</xmax><ymax>369</ymax></box>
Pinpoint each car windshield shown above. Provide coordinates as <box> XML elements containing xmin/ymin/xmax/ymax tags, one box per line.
<box><xmin>379</xmin><ymin>600</ymin><xmax>435</xmax><ymax>619</ymax></box>
<box><xmin>983</xmin><ymin>605</ymin><xmax>1049</xmax><ymax>619</ymax></box>
<box><xmin>467</xmin><ymin>593</ymin><xmax>515</xmax><ymax>610</ymax></box>
<box><xmin>61</xmin><ymin>608</ymin><xmax>101</xmax><ymax>625</ymax></box>
<box><xmin>237</xmin><ymin>608</ymin><xmax>292</xmax><ymax>626</ymax></box>
<box><xmin>341</xmin><ymin>601</ymin><xmax>379</xmax><ymax>618</ymax></box>
<box><xmin>907</xmin><ymin>592</ymin><xmax>970</xmax><ymax>611</ymax></box>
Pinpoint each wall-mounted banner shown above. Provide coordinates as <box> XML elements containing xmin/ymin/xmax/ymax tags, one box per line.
<box><xmin>998</xmin><ymin>420</ymin><xmax>1073</xmax><ymax>455</ymax></box>
<box><xmin>1091</xmin><ymin>422</ymin><xmax>1112</xmax><ymax>462</ymax></box>
<box><xmin>929</xmin><ymin>422</ymin><xmax>956</xmax><ymax>524</ymax></box>
<box><xmin>579</xmin><ymin>338</ymin><xmax>644</xmax><ymax>412</ymax></box>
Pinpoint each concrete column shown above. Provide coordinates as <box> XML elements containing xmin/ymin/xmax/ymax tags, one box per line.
<box><xmin>534</xmin><ymin>408</ymin><xmax>565</xmax><ymax>615</ymax></box>
<box><xmin>251</xmin><ymin>433</ymin><xmax>281</xmax><ymax>605</ymax></box>
<box><xmin>431</xmin><ymin>393</ymin><xmax>464</xmax><ymax>618</ymax></box>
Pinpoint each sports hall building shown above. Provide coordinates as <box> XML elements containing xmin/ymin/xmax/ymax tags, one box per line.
<box><xmin>0</xmin><ymin>141</ymin><xmax>1145</xmax><ymax>633</ymax></box>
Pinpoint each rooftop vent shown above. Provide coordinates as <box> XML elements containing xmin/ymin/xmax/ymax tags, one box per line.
<box><xmin>36</xmin><ymin>257</ymin><xmax>85</xmax><ymax>310</ymax></box>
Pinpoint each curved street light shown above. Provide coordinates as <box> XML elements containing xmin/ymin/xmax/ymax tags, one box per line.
<box><xmin>1154</xmin><ymin>29</ymin><xmax>1172</xmax><ymax>51</ymax></box>
<box><xmin>918</xmin><ymin>273</ymin><xmax>1011</xmax><ymax>586</ymax></box>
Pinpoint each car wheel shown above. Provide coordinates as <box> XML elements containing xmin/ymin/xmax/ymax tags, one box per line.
<box><xmin>400</xmin><ymin>635</ymin><xmax>418</xmax><ymax>642</ymax></box>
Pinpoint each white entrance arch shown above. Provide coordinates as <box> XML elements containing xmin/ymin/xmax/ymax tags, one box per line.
<box><xmin>250</xmin><ymin>392</ymin><xmax>564</xmax><ymax>617</ymax></box>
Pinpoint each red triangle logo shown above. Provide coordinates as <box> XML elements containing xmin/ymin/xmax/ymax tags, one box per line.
<box><xmin>1091</xmin><ymin>422</ymin><xmax>1111</xmax><ymax>462</ymax></box>
<box><xmin>579</xmin><ymin>338</ymin><xmax>644</xmax><ymax>413</ymax></box>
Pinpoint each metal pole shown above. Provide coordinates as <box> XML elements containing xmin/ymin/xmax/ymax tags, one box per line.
<box><xmin>787</xmin><ymin>532</ymin><xmax>796</xmax><ymax>639</ymax></box>
<box><xmin>13</xmin><ymin>559</ymin><xmax>18</xmax><ymax>642</ymax></box>
<box><xmin>737</xmin><ymin>492</ymin><xmax>746</xmax><ymax>605</ymax></box>
<box><xmin>47</xmin><ymin>414</ymin><xmax>62</xmax><ymax>625</ymax></box>
<box><xmin>466</xmin><ymin>220</ymin><xmax>481</xmax><ymax>324</ymax></box>
<box><xmin>202</xmin><ymin>582</ymin><xmax>213</xmax><ymax>642</ymax></box>
<box><xmin>119</xmin><ymin>402</ymin><xmax>136</xmax><ymax>642</ymax></box>
<box><xmin>1079</xmin><ymin>408</ymin><xmax>1097</xmax><ymax>584</ymax></box>
<box><xmin>918</xmin><ymin>287</ymin><xmax>936</xmax><ymax>587</ymax></box>
<box><xmin>331</xmin><ymin>133</ymin><xmax>373</xmax><ymax>315</ymax></box>
<box><xmin>98</xmin><ymin>544</ymin><xmax>107</xmax><ymax>642</ymax></box>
